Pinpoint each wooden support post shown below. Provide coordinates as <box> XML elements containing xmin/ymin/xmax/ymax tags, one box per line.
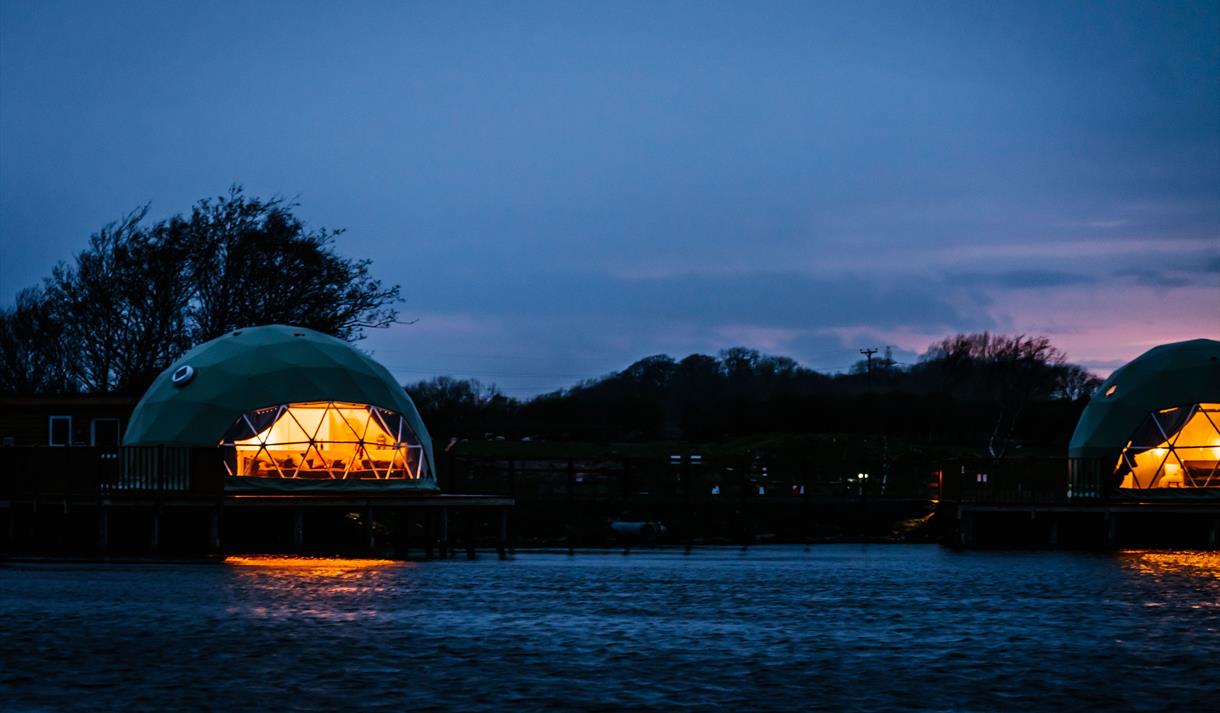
<box><xmin>1047</xmin><ymin>517</ymin><xmax>1058</xmax><ymax>548</ymax></box>
<box><xmin>292</xmin><ymin>510</ymin><xmax>304</xmax><ymax>552</ymax></box>
<box><xmin>497</xmin><ymin>508</ymin><xmax>508</xmax><ymax>560</ymax></box>
<box><xmin>424</xmin><ymin>510</ymin><xmax>435</xmax><ymax>560</ymax></box>
<box><xmin>439</xmin><ymin>507</ymin><xmax>449</xmax><ymax>559</ymax></box>
<box><xmin>1208</xmin><ymin>519</ymin><xmax>1218</xmax><ymax>549</ymax></box>
<box><xmin>682</xmin><ymin>455</ymin><xmax>694</xmax><ymax>553</ymax></box>
<box><xmin>959</xmin><ymin>510</ymin><xmax>973</xmax><ymax>547</ymax></box>
<box><xmin>465</xmin><ymin>512</ymin><xmax>476</xmax><ymax>560</ymax></box>
<box><xmin>803</xmin><ymin>460</ymin><xmax>812</xmax><ymax>546</ymax></box>
<box><xmin>399</xmin><ymin>510</ymin><xmax>410</xmax><ymax>560</ymax></box>
<box><xmin>150</xmin><ymin>507</ymin><xmax>161</xmax><ymax>552</ymax></box>
<box><xmin>97</xmin><ymin>504</ymin><xmax>109</xmax><ymax>553</ymax></box>
<box><xmin>209</xmin><ymin>505</ymin><xmax>221</xmax><ymax>554</ymax></box>
<box><xmin>738</xmin><ymin>460</ymin><xmax>750</xmax><ymax>550</ymax></box>
<box><xmin>31</xmin><ymin>497</ymin><xmax>39</xmax><ymax>548</ymax></box>
<box><xmin>566</xmin><ymin>457</ymin><xmax>576</xmax><ymax>556</ymax></box>
<box><xmin>364</xmin><ymin>506</ymin><xmax>375</xmax><ymax>553</ymax></box>
<box><xmin>1106</xmin><ymin>513</ymin><xmax>1118</xmax><ymax>547</ymax></box>
<box><xmin>507</xmin><ymin>506</ymin><xmax>515</xmax><ymax>556</ymax></box>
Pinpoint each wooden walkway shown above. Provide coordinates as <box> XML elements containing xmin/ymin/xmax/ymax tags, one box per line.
<box><xmin>2</xmin><ymin>492</ymin><xmax>514</xmax><ymax>559</ymax></box>
<box><xmin>954</xmin><ymin>500</ymin><xmax>1220</xmax><ymax>548</ymax></box>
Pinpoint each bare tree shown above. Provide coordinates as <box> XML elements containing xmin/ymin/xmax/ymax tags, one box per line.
<box><xmin>40</xmin><ymin>207</ymin><xmax>197</xmax><ymax>393</ymax></box>
<box><xmin>0</xmin><ymin>186</ymin><xmax>401</xmax><ymax>394</ymax></box>
<box><xmin>184</xmin><ymin>187</ymin><xmax>399</xmax><ymax>342</ymax></box>
<box><xmin>0</xmin><ymin>286</ymin><xmax>76</xmax><ymax>393</ymax></box>
<box><xmin>919</xmin><ymin>332</ymin><xmax>1091</xmax><ymax>457</ymax></box>
<box><xmin>1054</xmin><ymin>364</ymin><xmax>1103</xmax><ymax>401</ymax></box>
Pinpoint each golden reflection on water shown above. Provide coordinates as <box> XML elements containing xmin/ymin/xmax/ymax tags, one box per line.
<box><xmin>224</xmin><ymin>555</ymin><xmax>405</xmax><ymax>577</ymax></box>
<box><xmin>1119</xmin><ymin>550</ymin><xmax>1220</xmax><ymax>581</ymax></box>
<box><xmin>223</xmin><ymin>556</ymin><xmax>408</xmax><ymax>620</ymax></box>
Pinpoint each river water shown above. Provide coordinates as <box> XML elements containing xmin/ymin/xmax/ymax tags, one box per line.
<box><xmin>1</xmin><ymin>546</ymin><xmax>1217</xmax><ymax>711</ymax></box>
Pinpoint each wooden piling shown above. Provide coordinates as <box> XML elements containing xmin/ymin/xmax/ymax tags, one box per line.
<box><xmin>566</xmin><ymin>457</ymin><xmax>576</xmax><ymax>555</ymax></box>
<box><xmin>424</xmin><ymin>510</ymin><xmax>434</xmax><ymax>560</ymax></box>
<box><xmin>150</xmin><ymin>507</ymin><xmax>161</xmax><ymax>552</ymax></box>
<box><xmin>738</xmin><ymin>460</ymin><xmax>750</xmax><ymax>550</ymax></box>
<box><xmin>96</xmin><ymin>504</ymin><xmax>109</xmax><ymax>553</ymax></box>
<box><xmin>208</xmin><ymin>505</ymin><xmax>221</xmax><ymax>554</ymax></box>
<box><xmin>439</xmin><ymin>507</ymin><xmax>449</xmax><ymax>558</ymax></box>
<box><xmin>497</xmin><ymin>508</ymin><xmax>508</xmax><ymax>560</ymax></box>
<box><xmin>465</xmin><ymin>511</ymin><xmax>476</xmax><ymax>560</ymax></box>
<box><xmin>292</xmin><ymin>509</ymin><xmax>304</xmax><ymax>552</ymax></box>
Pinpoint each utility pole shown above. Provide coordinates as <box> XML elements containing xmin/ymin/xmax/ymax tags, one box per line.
<box><xmin>859</xmin><ymin>347</ymin><xmax>879</xmax><ymax>391</ymax></box>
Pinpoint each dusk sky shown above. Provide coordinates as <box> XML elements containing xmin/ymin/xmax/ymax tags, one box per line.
<box><xmin>2</xmin><ymin>0</ymin><xmax>1217</xmax><ymax>395</ymax></box>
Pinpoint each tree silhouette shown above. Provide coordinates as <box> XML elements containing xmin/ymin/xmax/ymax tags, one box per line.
<box><xmin>0</xmin><ymin>186</ymin><xmax>400</xmax><ymax>394</ymax></box>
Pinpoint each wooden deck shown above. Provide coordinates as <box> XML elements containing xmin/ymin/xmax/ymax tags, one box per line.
<box><xmin>2</xmin><ymin>492</ymin><xmax>514</xmax><ymax>559</ymax></box>
<box><xmin>1</xmin><ymin>446</ymin><xmax>515</xmax><ymax>559</ymax></box>
<box><xmin>952</xmin><ymin>500</ymin><xmax>1220</xmax><ymax>548</ymax></box>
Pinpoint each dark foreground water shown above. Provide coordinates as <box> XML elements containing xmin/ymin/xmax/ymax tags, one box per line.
<box><xmin>2</xmin><ymin>546</ymin><xmax>1218</xmax><ymax>712</ymax></box>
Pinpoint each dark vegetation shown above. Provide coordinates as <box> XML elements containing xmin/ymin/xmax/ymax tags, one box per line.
<box><xmin>0</xmin><ymin>187</ymin><xmax>399</xmax><ymax>395</ymax></box>
<box><xmin>409</xmin><ymin>334</ymin><xmax>1102</xmax><ymax>457</ymax></box>
<box><xmin>1</xmin><ymin>188</ymin><xmax>1102</xmax><ymax>455</ymax></box>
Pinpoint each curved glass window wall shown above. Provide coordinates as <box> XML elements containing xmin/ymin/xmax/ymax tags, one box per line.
<box><xmin>1115</xmin><ymin>403</ymin><xmax>1220</xmax><ymax>488</ymax></box>
<box><xmin>219</xmin><ymin>401</ymin><xmax>425</xmax><ymax>480</ymax></box>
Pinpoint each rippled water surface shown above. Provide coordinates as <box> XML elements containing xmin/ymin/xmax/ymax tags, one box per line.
<box><xmin>2</xmin><ymin>546</ymin><xmax>1218</xmax><ymax>711</ymax></box>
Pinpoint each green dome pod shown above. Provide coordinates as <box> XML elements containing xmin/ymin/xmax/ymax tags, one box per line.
<box><xmin>1069</xmin><ymin>339</ymin><xmax>1220</xmax><ymax>489</ymax></box>
<box><xmin>124</xmin><ymin>324</ymin><xmax>437</xmax><ymax>492</ymax></box>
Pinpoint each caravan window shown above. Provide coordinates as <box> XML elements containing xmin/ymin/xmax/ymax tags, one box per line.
<box><xmin>48</xmin><ymin>416</ymin><xmax>72</xmax><ymax>446</ymax></box>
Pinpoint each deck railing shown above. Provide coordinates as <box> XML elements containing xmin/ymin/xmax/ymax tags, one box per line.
<box><xmin>440</xmin><ymin>454</ymin><xmax>1112</xmax><ymax>506</ymax></box>
<box><xmin>0</xmin><ymin>445</ymin><xmax>1110</xmax><ymax>505</ymax></box>
<box><xmin>0</xmin><ymin>446</ymin><xmax>224</xmax><ymax>498</ymax></box>
<box><xmin>941</xmin><ymin>457</ymin><xmax>1109</xmax><ymax>504</ymax></box>
<box><xmin>441</xmin><ymin>453</ymin><xmax>943</xmax><ymax>502</ymax></box>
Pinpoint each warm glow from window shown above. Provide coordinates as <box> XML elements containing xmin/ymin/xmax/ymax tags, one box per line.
<box><xmin>1105</xmin><ymin>384</ymin><xmax>1117</xmax><ymax>397</ymax></box>
<box><xmin>219</xmin><ymin>401</ymin><xmax>424</xmax><ymax>480</ymax></box>
<box><xmin>1117</xmin><ymin>403</ymin><xmax>1220</xmax><ymax>488</ymax></box>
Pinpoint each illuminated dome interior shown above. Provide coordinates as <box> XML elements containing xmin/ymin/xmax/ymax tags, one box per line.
<box><xmin>223</xmin><ymin>401</ymin><xmax>426</xmax><ymax>481</ymax></box>
<box><xmin>1115</xmin><ymin>403</ymin><xmax>1220</xmax><ymax>488</ymax></box>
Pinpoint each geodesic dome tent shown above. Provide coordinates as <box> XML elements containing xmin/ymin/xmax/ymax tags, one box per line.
<box><xmin>124</xmin><ymin>325</ymin><xmax>436</xmax><ymax>492</ymax></box>
<box><xmin>1069</xmin><ymin>339</ymin><xmax>1220</xmax><ymax>490</ymax></box>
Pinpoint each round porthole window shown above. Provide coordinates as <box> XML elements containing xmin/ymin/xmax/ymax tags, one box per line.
<box><xmin>171</xmin><ymin>365</ymin><xmax>195</xmax><ymax>387</ymax></box>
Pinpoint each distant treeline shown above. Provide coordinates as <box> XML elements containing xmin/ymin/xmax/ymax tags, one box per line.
<box><xmin>1</xmin><ymin>188</ymin><xmax>1102</xmax><ymax>454</ymax></box>
<box><xmin>408</xmin><ymin>333</ymin><xmax>1102</xmax><ymax>455</ymax></box>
